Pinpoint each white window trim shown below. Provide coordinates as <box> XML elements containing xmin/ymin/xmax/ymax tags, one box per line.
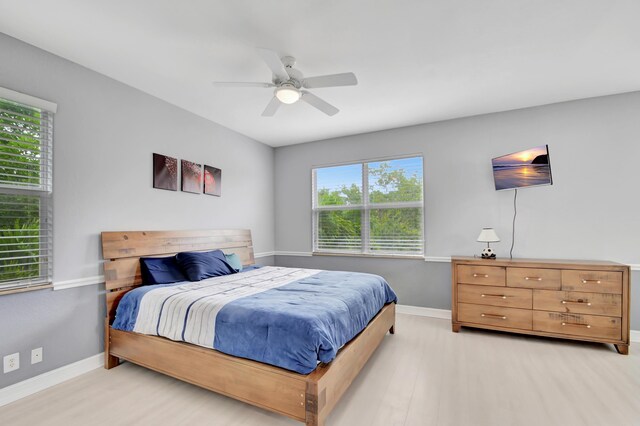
<box><xmin>312</xmin><ymin>155</ymin><xmax>425</xmax><ymax>257</ymax></box>
<box><xmin>0</xmin><ymin>89</ymin><xmax>54</xmax><ymax>293</ymax></box>
<box><xmin>0</xmin><ymin>87</ymin><xmax>57</xmax><ymax>113</ymax></box>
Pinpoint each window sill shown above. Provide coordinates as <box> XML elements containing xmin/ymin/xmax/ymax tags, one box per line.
<box><xmin>312</xmin><ymin>252</ymin><xmax>425</xmax><ymax>261</ymax></box>
<box><xmin>0</xmin><ymin>283</ymin><xmax>52</xmax><ymax>296</ymax></box>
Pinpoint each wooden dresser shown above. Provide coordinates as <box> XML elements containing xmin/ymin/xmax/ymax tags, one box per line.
<box><xmin>451</xmin><ymin>257</ymin><xmax>630</xmax><ymax>354</ymax></box>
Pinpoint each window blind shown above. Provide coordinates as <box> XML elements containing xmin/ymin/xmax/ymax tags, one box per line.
<box><xmin>312</xmin><ymin>156</ymin><xmax>424</xmax><ymax>256</ymax></box>
<box><xmin>0</xmin><ymin>95</ymin><xmax>53</xmax><ymax>292</ymax></box>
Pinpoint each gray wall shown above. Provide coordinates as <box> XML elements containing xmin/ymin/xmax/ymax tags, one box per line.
<box><xmin>0</xmin><ymin>33</ymin><xmax>275</xmax><ymax>388</ymax></box>
<box><xmin>0</xmin><ymin>285</ymin><xmax>105</xmax><ymax>387</ymax></box>
<box><xmin>2</xmin><ymin>29</ymin><xmax>639</xmax><ymax>389</ymax></box>
<box><xmin>274</xmin><ymin>92</ymin><xmax>640</xmax><ymax>328</ymax></box>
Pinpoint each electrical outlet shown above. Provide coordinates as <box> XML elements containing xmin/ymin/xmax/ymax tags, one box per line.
<box><xmin>3</xmin><ymin>352</ymin><xmax>20</xmax><ymax>373</ymax></box>
<box><xmin>31</xmin><ymin>347</ymin><xmax>43</xmax><ymax>364</ymax></box>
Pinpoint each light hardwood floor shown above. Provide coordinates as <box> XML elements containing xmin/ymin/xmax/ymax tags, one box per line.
<box><xmin>1</xmin><ymin>314</ymin><xmax>639</xmax><ymax>426</ymax></box>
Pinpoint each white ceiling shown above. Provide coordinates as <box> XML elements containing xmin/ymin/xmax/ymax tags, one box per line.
<box><xmin>1</xmin><ymin>1</ymin><xmax>640</xmax><ymax>147</ymax></box>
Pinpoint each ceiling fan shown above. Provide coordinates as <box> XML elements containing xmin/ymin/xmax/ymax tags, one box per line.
<box><xmin>212</xmin><ymin>48</ymin><xmax>358</xmax><ymax>117</ymax></box>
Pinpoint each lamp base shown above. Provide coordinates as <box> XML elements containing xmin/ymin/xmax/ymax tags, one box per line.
<box><xmin>481</xmin><ymin>247</ymin><xmax>496</xmax><ymax>259</ymax></box>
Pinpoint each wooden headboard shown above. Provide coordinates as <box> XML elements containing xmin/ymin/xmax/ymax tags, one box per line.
<box><xmin>101</xmin><ymin>229</ymin><xmax>254</xmax><ymax>322</ymax></box>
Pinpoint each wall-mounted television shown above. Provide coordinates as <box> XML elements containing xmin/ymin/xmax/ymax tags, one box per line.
<box><xmin>492</xmin><ymin>145</ymin><xmax>553</xmax><ymax>191</ymax></box>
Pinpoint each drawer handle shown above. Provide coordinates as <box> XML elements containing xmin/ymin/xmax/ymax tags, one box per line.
<box><xmin>561</xmin><ymin>300</ymin><xmax>592</xmax><ymax>306</ymax></box>
<box><xmin>561</xmin><ymin>322</ymin><xmax>591</xmax><ymax>329</ymax></box>
<box><xmin>473</xmin><ymin>273</ymin><xmax>489</xmax><ymax>278</ymax></box>
<box><xmin>481</xmin><ymin>294</ymin><xmax>507</xmax><ymax>299</ymax></box>
<box><xmin>481</xmin><ymin>313</ymin><xmax>507</xmax><ymax>320</ymax></box>
<box><xmin>581</xmin><ymin>279</ymin><xmax>602</xmax><ymax>284</ymax></box>
<box><xmin>525</xmin><ymin>277</ymin><xmax>542</xmax><ymax>281</ymax></box>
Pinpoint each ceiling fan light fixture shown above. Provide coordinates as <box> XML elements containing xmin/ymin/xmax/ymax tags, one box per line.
<box><xmin>212</xmin><ymin>48</ymin><xmax>356</xmax><ymax>116</ymax></box>
<box><xmin>275</xmin><ymin>85</ymin><xmax>301</xmax><ymax>104</ymax></box>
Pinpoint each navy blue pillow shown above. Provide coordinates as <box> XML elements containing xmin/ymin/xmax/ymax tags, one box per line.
<box><xmin>175</xmin><ymin>249</ymin><xmax>237</xmax><ymax>281</ymax></box>
<box><xmin>140</xmin><ymin>256</ymin><xmax>187</xmax><ymax>284</ymax></box>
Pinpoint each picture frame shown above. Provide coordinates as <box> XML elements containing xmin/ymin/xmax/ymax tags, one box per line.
<box><xmin>152</xmin><ymin>153</ymin><xmax>178</xmax><ymax>191</ymax></box>
<box><xmin>204</xmin><ymin>165</ymin><xmax>222</xmax><ymax>197</ymax></box>
<box><xmin>181</xmin><ymin>159</ymin><xmax>203</xmax><ymax>194</ymax></box>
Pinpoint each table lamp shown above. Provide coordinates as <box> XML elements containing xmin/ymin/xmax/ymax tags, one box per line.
<box><xmin>477</xmin><ymin>228</ymin><xmax>500</xmax><ymax>259</ymax></box>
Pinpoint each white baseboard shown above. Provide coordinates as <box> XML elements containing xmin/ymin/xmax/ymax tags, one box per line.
<box><xmin>274</xmin><ymin>251</ymin><xmax>313</xmax><ymax>257</ymax></box>
<box><xmin>396</xmin><ymin>304</ymin><xmax>452</xmax><ymax>320</ymax></box>
<box><xmin>53</xmin><ymin>275</ymin><xmax>104</xmax><ymax>291</ymax></box>
<box><xmin>254</xmin><ymin>251</ymin><xmax>275</xmax><ymax>258</ymax></box>
<box><xmin>0</xmin><ymin>353</ymin><xmax>103</xmax><ymax>407</ymax></box>
<box><xmin>423</xmin><ymin>256</ymin><xmax>452</xmax><ymax>263</ymax></box>
<box><xmin>397</xmin><ymin>304</ymin><xmax>640</xmax><ymax>343</ymax></box>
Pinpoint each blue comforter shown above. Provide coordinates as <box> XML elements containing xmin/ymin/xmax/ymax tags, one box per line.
<box><xmin>112</xmin><ymin>266</ymin><xmax>397</xmax><ymax>374</ymax></box>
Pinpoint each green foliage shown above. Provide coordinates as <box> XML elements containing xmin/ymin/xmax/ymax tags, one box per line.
<box><xmin>317</xmin><ymin>210</ymin><xmax>362</xmax><ymax>251</ymax></box>
<box><xmin>370</xmin><ymin>208</ymin><xmax>422</xmax><ymax>252</ymax></box>
<box><xmin>369</xmin><ymin>162</ymin><xmax>422</xmax><ymax>203</ymax></box>
<box><xmin>0</xmin><ymin>217</ymin><xmax>40</xmax><ymax>281</ymax></box>
<box><xmin>317</xmin><ymin>162</ymin><xmax>423</xmax><ymax>253</ymax></box>
<box><xmin>317</xmin><ymin>183</ymin><xmax>362</xmax><ymax>206</ymax></box>
<box><xmin>0</xmin><ymin>99</ymin><xmax>42</xmax><ymax>186</ymax></box>
<box><xmin>0</xmin><ymin>99</ymin><xmax>43</xmax><ymax>282</ymax></box>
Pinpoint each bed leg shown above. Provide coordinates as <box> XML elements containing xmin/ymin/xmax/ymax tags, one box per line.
<box><xmin>389</xmin><ymin>325</ymin><xmax>395</xmax><ymax>334</ymax></box>
<box><xmin>104</xmin><ymin>318</ymin><xmax>119</xmax><ymax>369</ymax></box>
<box><xmin>305</xmin><ymin>382</ymin><xmax>325</xmax><ymax>426</ymax></box>
<box><xmin>105</xmin><ymin>353</ymin><xmax>119</xmax><ymax>369</ymax></box>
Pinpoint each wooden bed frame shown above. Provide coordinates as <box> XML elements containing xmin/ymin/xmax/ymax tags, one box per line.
<box><xmin>102</xmin><ymin>229</ymin><xmax>395</xmax><ymax>426</ymax></box>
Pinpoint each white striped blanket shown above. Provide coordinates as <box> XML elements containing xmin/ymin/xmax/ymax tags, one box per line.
<box><xmin>132</xmin><ymin>266</ymin><xmax>321</xmax><ymax>348</ymax></box>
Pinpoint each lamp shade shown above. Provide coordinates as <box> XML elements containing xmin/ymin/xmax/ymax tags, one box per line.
<box><xmin>477</xmin><ymin>228</ymin><xmax>500</xmax><ymax>243</ymax></box>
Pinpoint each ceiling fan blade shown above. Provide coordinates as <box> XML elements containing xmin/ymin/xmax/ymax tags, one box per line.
<box><xmin>303</xmin><ymin>72</ymin><xmax>358</xmax><ymax>89</ymax></box>
<box><xmin>212</xmin><ymin>82</ymin><xmax>274</xmax><ymax>88</ymax></box>
<box><xmin>256</xmin><ymin>48</ymin><xmax>290</xmax><ymax>82</ymax></box>
<box><xmin>301</xmin><ymin>91</ymin><xmax>339</xmax><ymax>116</ymax></box>
<box><xmin>261</xmin><ymin>97</ymin><xmax>281</xmax><ymax>117</ymax></box>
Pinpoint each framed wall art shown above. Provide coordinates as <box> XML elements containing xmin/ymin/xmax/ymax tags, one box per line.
<box><xmin>181</xmin><ymin>159</ymin><xmax>203</xmax><ymax>194</ymax></box>
<box><xmin>152</xmin><ymin>153</ymin><xmax>178</xmax><ymax>191</ymax></box>
<box><xmin>204</xmin><ymin>165</ymin><xmax>222</xmax><ymax>197</ymax></box>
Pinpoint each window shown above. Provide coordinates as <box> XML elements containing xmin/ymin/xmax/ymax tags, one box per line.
<box><xmin>0</xmin><ymin>90</ymin><xmax>54</xmax><ymax>292</ymax></box>
<box><xmin>312</xmin><ymin>156</ymin><xmax>424</xmax><ymax>256</ymax></box>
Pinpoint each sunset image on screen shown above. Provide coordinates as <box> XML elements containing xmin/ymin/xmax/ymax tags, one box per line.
<box><xmin>491</xmin><ymin>145</ymin><xmax>552</xmax><ymax>190</ymax></box>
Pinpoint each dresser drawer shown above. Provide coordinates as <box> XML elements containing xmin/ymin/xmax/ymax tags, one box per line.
<box><xmin>458</xmin><ymin>303</ymin><xmax>532</xmax><ymax>330</ymax></box>
<box><xmin>533</xmin><ymin>311</ymin><xmax>621</xmax><ymax>341</ymax></box>
<box><xmin>533</xmin><ymin>290</ymin><xmax>622</xmax><ymax>317</ymax></box>
<box><xmin>458</xmin><ymin>284</ymin><xmax>532</xmax><ymax>309</ymax></box>
<box><xmin>457</xmin><ymin>265</ymin><xmax>505</xmax><ymax>286</ymax></box>
<box><xmin>561</xmin><ymin>270</ymin><xmax>622</xmax><ymax>294</ymax></box>
<box><xmin>506</xmin><ymin>267</ymin><xmax>561</xmax><ymax>290</ymax></box>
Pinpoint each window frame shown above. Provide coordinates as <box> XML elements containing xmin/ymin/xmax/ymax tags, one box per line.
<box><xmin>312</xmin><ymin>154</ymin><xmax>424</xmax><ymax>258</ymax></box>
<box><xmin>0</xmin><ymin>88</ymin><xmax>55</xmax><ymax>294</ymax></box>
